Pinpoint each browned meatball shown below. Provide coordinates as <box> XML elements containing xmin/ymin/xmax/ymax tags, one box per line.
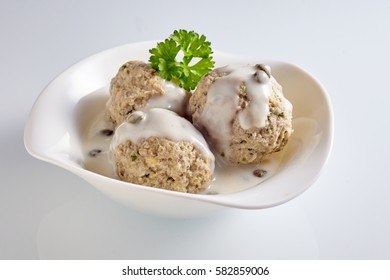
<box><xmin>114</xmin><ymin>137</ymin><xmax>213</xmax><ymax>193</ymax></box>
<box><xmin>106</xmin><ymin>61</ymin><xmax>188</xmax><ymax>126</ymax></box>
<box><xmin>189</xmin><ymin>64</ymin><xmax>293</xmax><ymax>164</ymax></box>
<box><xmin>110</xmin><ymin>108</ymin><xmax>215</xmax><ymax>193</ymax></box>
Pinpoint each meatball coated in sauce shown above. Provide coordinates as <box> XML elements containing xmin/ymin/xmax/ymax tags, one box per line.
<box><xmin>189</xmin><ymin>64</ymin><xmax>293</xmax><ymax>165</ymax></box>
<box><xmin>114</xmin><ymin>137</ymin><xmax>213</xmax><ymax>193</ymax></box>
<box><xmin>106</xmin><ymin>61</ymin><xmax>188</xmax><ymax>126</ymax></box>
<box><xmin>110</xmin><ymin>108</ymin><xmax>215</xmax><ymax>194</ymax></box>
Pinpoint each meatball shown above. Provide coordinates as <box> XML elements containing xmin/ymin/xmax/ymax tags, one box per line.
<box><xmin>110</xmin><ymin>108</ymin><xmax>214</xmax><ymax>193</ymax></box>
<box><xmin>106</xmin><ymin>61</ymin><xmax>188</xmax><ymax>126</ymax></box>
<box><xmin>189</xmin><ymin>64</ymin><xmax>293</xmax><ymax>164</ymax></box>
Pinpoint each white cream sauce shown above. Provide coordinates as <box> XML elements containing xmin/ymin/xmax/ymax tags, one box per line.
<box><xmin>196</xmin><ymin>78</ymin><xmax>239</xmax><ymax>156</ymax></box>
<box><xmin>78</xmin><ymin>86</ymin><xmax>287</xmax><ymax>195</ymax></box>
<box><xmin>145</xmin><ymin>77</ymin><xmax>188</xmax><ymax>116</ymax></box>
<box><xmin>198</xmin><ymin>64</ymin><xmax>275</xmax><ymax>157</ymax></box>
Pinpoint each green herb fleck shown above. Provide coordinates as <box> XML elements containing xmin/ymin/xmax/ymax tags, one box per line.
<box><xmin>131</xmin><ymin>155</ymin><xmax>137</xmax><ymax>161</ymax></box>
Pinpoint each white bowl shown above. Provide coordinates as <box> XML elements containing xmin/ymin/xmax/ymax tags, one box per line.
<box><xmin>24</xmin><ymin>41</ymin><xmax>333</xmax><ymax>218</ymax></box>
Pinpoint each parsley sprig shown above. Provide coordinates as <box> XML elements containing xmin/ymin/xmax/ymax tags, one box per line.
<box><xmin>149</xmin><ymin>30</ymin><xmax>215</xmax><ymax>91</ymax></box>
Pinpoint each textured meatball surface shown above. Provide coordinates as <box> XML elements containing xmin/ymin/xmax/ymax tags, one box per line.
<box><xmin>106</xmin><ymin>61</ymin><xmax>164</xmax><ymax>126</ymax></box>
<box><xmin>189</xmin><ymin>66</ymin><xmax>293</xmax><ymax>164</ymax></box>
<box><xmin>114</xmin><ymin>137</ymin><xmax>213</xmax><ymax>193</ymax></box>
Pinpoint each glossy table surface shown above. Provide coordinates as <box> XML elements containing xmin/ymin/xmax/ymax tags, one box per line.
<box><xmin>1</xmin><ymin>0</ymin><xmax>389</xmax><ymax>259</ymax></box>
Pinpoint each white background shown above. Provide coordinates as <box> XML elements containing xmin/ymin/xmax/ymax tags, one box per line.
<box><xmin>1</xmin><ymin>0</ymin><xmax>389</xmax><ymax>259</ymax></box>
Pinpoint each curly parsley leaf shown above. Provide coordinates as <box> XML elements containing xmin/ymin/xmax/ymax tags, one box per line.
<box><xmin>149</xmin><ymin>30</ymin><xmax>215</xmax><ymax>91</ymax></box>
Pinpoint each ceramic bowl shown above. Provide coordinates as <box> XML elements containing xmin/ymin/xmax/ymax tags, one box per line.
<box><xmin>24</xmin><ymin>41</ymin><xmax>333</xmax><ymax>218</ymax></box>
